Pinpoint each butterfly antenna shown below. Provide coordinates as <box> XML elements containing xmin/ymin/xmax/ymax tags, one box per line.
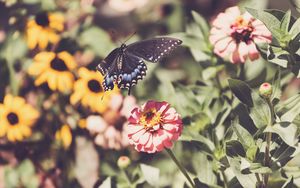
<box><xmin>122</xmin><ymin>31</ymin><xmax>137</xmax><ymax>44</ymax></box>
<box><xmin>101</xmin><ymin>93</ymin><xmax>105</xmax><ymax>101</ymax></box>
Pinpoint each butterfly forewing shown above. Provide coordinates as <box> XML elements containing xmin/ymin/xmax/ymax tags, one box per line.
<box><xmin>126</xmin><ymin>37</ymin><xmax>182</xmax><ymax>63</ymax></box>
<box><xmin>96</xmin><ymin>48</ymin><xmax>120</xmax><ymax>75</ymax></box>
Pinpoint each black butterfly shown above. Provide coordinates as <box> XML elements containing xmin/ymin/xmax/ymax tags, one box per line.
<box><xmin>96</xmin><ymin>37</ymin><xmax>182</xmax><ymax>94</ymax></box>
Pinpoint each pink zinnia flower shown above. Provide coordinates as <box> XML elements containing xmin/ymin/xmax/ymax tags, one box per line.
<box><xmin>209</xmin><ymin>6</ymin><xmax>272</xmax><ymax>64</ymax></box>
<box><xmin>127</xmin><ymin>101</ymin><xmax>182</xmax><ymax>153</ymax></box>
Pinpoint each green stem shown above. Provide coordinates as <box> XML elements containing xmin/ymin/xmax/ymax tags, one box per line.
<box><xmin>165</xmin><ymin>148</ymin><xmax>195</xmax><ymax>188</ymax></box>
<box><xmin>263</xmin><ymin>98</ymin><xmax>275</xmax><ymax>187</ymax></box>
<box><xmin>239</xmin><ymin>64</ymin><xmax>245</xmax><ymax>80</ymax></box>
<box><xmin>6</xmin><ymin>44</ymin><xmax>19</xmax><ymax>95</ymax></box>
<box><xmin>221</xmin><ymin>170</ymin><xmax>228</xmax><ymax>188</ymax></box>
<box><xmin>121</xmin><ymin>169</ymin><xmax>133</xmax><ymax>188</ymax></box>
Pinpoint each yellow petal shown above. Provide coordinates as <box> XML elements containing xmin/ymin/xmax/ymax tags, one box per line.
<box><xmin>61</xmin><ymin>73</ymin><xmax>74</xmax><ymax>92</ymax></box>
<box><xmin>49</xmin><ymin>13</ymin><xmax>64</xmax><ymax>31</ymax></box>
<box><xmin>34</xmin><ymin>52</ymin><xmax>55</xmax><ymax>64</ymax></box>
<box><xmin>13</xmin><ymin>127</ymin><xmax>23</xmax><ymax>141</ymax></box>
<box><xmin>61</xmin><ymin>125</ymin><xmax>72</xmax><ymax>149</ymax></box>
<box><xmin>0</xmin><ymin>104</ymin><xmax>5</xmax><ymax>116</ymax></box>
<box><xmin>34</xmin><ymin>71</ymin><xmax>50</xmax><ymax>86</ymax></box>
<box><xmin>47</xmin><ymin>71</ymin><xmax>58</xmax><ymax>91</ymax></box>
<box><xmin>20</xmin><ymin>125</ymin><xmax>32</xmax><ymax>137</ymax></box>
<box><xmin>28</xmin><ymin>62</ymin><xmax>49</xmax><ymax>76</ymax></box>
<box><xmin>0</xmin><ymin>123</ymin><xmax>8</xmax><ymax>137</ymax></box>
<box><xmin>26</xmin><ymin>27</ymin><xmax>39</xmax><ymax>49</ymax></box>
<box><xmin>7</xmin><ymin>129</ymin><xmax>16</xmax><ymax>142</ymax></box>
<box><xmin>38</xmin><ymin>30</ymin><xmax>49</xmax><ymax>49</ymax></box>
<box><xmin>78</xmin><ymin>67</ymin><xmax>91</xmax><ymax>79</ymax></box>
<box><xmin>47</xmin><ymin>31</ymin><xmax>60</xmax><ymax>44</ymax></box>
<box><xmin>3</xmin><ymin>94</ymin><xmax>13</xmax><ymax>108</ymax></box>
<box><xmin>11</xmin><ymin>96</ymin><xmax>25</xmax><ymax>111</ymax></box>
<box><xmin>58</xmin><ymin>51</ymin><xmax>76</xmax><ymax>70</ymax></box>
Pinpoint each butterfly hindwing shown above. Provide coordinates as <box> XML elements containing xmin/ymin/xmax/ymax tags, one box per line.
<box><xmin>117</xmin><ymin>52</ymin><xmax>147</xmax><ymax>89</ymax></box>
<box><xmin>126</xmin><ymin>37</ymin><xmax>182</xmax><ymax>63</ymax></box>
<box><xmin>102</xmin><ymin>52</ymin><xmax>147</xmax><ymax>93</ymax></box>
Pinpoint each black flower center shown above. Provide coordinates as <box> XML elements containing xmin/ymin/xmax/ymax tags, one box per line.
<box><xmin>88</xmin><ymin>79</ymin><xmax>103</xmax><ymax>93</ymax></box>
<box><xmin>35</xmin><ymin>12</ymin><xmax>50</xmax><ymax>27</ymax></box>
<box><xmin>50</xmin><ymin>56</ymin><xmax>68</xmax><ymax>71</ymax></box>
<box><xmin>231</xmin><ymin>28</ymin><xmax>253</xmax><ymax>43</ymax></box>
<box><xmin>7</xmin><ymin>112</ymin><xmax>19</xmax><ymax>125</ymax></box>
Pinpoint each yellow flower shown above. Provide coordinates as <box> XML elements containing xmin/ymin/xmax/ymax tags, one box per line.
<box><xmin>0</xmin><ymin>94</ymin><xmax>39</xmax><ymax>142</ymax></box>
<box><xmin>28</xmin><ymin>51</ymin><xmax>76</xmax><ymax>93</ymax></box>
<box><xmin>70</xmin><ymin>68</ymin><xmax>119</xmax><ymax>113</ymax></box>
<box><xmin>26</xmin><ymin>12</ymin><xmax>64</xmax><ymax>49</ymax></box>
<box><xmin>55</xmin><ymin>124</ymin><xmax>72</xmax><ymax>149</ymax></box>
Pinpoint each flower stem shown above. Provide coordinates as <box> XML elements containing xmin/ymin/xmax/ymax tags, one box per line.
<box><xmin>263</xmin><ymin>98</ymin><xmax>275</xmax><ymax>187</ymax></box>
<box><xmin>165</xmin><ymin>148</ymin><xmax>195</xmax><ymax>188</ymax></box>
<box><xmin>221</xmin><ymin>169</ymin><xmax>228</xmax><ymax>188</ymax></box>
<box><xmin>6</xmin><ymin>44</ymin><xmax>19</xmax><ymax>95</ymax></box>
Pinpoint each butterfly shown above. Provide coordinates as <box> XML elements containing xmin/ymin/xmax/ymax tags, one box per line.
<box><xmin>96</xmin><ymin>37</ymin><xmax>182</xmax><ymax>95</ymax></box>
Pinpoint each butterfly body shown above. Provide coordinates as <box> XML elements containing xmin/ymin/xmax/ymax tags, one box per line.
<box><xmin>96</xmin><ymin>37</ymin><xmax>182</xmax><ymax>94</ymax></box>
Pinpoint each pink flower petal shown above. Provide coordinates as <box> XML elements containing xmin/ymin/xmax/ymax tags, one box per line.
<box><xmin>247</xmin><ymin>41</ymin><xmax>259</xmax><ymax>61</ymax></box>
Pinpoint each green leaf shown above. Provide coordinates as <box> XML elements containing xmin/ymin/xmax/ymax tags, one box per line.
<box><xmin>140</xmin><ymin>164</ymin><xmax>160</xmax><ymax>187</ymax></box>
<box><xmin>228</xmin><ymin>79</ymin><xmax>253</xmax><ymax>107</ymax></box>
<box><xmin>0</xmin><ymin>34</ymin><xmax>28</xmax><ymax>63</ymax></box>
<box><xmin>191</xmin><ymin>11</ymin><xmax>209</xmax><ymax>39</ymax></box>
<box><xmin>231</xmin><ymin>119</ymin><xmax>255</xmax><ymax>150</ymax></box>
<box><xmin>4</xmin><ymin>167</ymin><xmax>19</xmax><ymax>188</ymax></box>
<box><xmin>228</xmin><ymin>158</ymin><xmax>256</xmax><ymax>188</ymax></box>
<box><xmin>99</xmin><ymin>177</ymin><xmax>111</xmax><ymax>188</ymax></box>
<box><xmin>192</xmin><ymin>153</ymin><xmax>216</xmax><ymax>186</ymax></box>
<box><xmin>193</xmin><ymin>178</ymin><xmax>209</xmax><ymax>188</ymax></box>
<box><xmin>271</xmin><ymin>69</ymin><xmax>282</xmax><ymax>104</ymax></box>
<box><xmin>276</xmin><ymin>94</ymin><xmax>300</xmax><ymax>122</ymax></box>
<box><xmin>289</xmin><ymin>17</ymin><xmax>300</xmax><ymax>39</ymax></box>
<box><xmin>280</xmin><ymin>10</ymin><xmax>291</xmax><ymax>33</ymax></box>
<box><xmin>249</xmin><ymin>91</ymin><xmax>270</xmax><ymax>129</ymax></box>
<box><xmin>245</xmin><ymin>8</ymin><xmax>282</xmax><ymax>40</ymax></box>
<box><xmin>170</xmin><ymin>32</ymin><xmax>211</xmax><ymax>62</ymax></box>
<box><xmin>190</xmin><ymin>112</ymin><xmax>211</xmax><ymax>132</ymax></box>
<box><xmin>79</xmin><ymin>26</ymin><xmax>115</xmax><ymax>57</ymax></box>
<box><xmin>202</xmin><ymin>65</ymin><xmax>224</xmax><ymax>81</ymax></box>
<box><xmin>18</xmin><ymin>160</ymin><xmax>39</xmax><ymax>188</ymax></box>
<box><xmin>248</xmin><ymin>163</ymin><xmax>272</xmax><ymax>174</ymax></box>
<box><xmin>264</xmin><ymin>122</ymin><xmax>298</xmax><ymax>146</ymax></box>
<box><xmin>267</xmin><ymin>45</ymin><xmax>289</xmax><ymax>68</ymax></box>
<box><xmin>226</xmin><ymin>140</ymin><xmax>246</xmax><ymax>157</ymax></box>
<box><xmin>180</xmin><ymin>129</ymin><xmax>215</xmax><ymax>153</ymax></box>
<box><xmin>22</xmin><ymin>0</ymin><xmax>40</xmax><ymax>4</ymax></box>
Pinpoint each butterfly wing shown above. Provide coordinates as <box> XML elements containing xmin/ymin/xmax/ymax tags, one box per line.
<box><xmin>96</xmin><ymin>48</ymin><xmax>120</xmax><ymax>75</ymax></box>
<box><xmin>102</xmin><ymin>51</ymin><xmax>147</xmax><ymax>93</ymax></box>
<box><xmin>126</xmin><ymin>37</ymin><xmax>182</xmax><ymax>63</ymax></box>
<box><xmin>117</xmin><ymin>52</ymin><xmax>147</xmax><ymax>89</ymax></box>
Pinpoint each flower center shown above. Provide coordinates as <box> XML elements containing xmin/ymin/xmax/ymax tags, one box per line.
<box><xmin>50</xmin><ymin>56</ymin><xmax>68</xmax><ymax>71</ymax></box>
<box><xmin>35</xmin><ymin>12</ymin><xmax>50</xmax><ymax>27</ymax></box>
<box><xmin>7</xmin><ymin>112</ymin><xmax>19</xmax><ymax>125</ymax></box>
<box><xmin>139</xmin><ymin>109</ymin><xmax>162</xmax><ymax>130</ymax></box>
<box><xmin>87</xmin><ymin>79</ymin><xmax>103</xmax><ymax>93</ymax></box>
<box><xmin>231</xmin><ymin>16</ymin><xmax>254</xmax><ymax>43</ymax></box>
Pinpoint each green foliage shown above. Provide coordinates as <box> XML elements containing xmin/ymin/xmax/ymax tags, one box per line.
<box><xmin>4</xmin><ymin>159</ymin><xmax>39</xmax><ymax>188</ymax></box>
